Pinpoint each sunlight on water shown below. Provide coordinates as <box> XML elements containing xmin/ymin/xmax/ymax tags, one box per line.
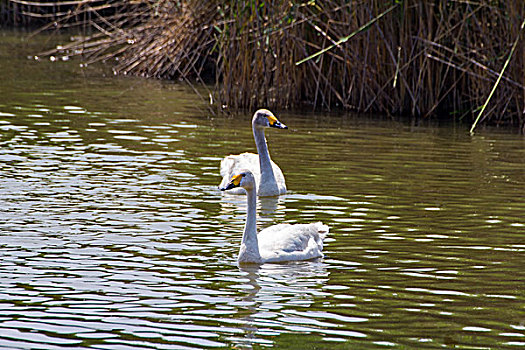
<box><xmin>0</xmin><ymin>30</ymin><xmax>524</xmax><ymax>349</ymax></box>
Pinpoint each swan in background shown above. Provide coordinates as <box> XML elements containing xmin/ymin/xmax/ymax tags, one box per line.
<box><xmin>219</xmin><ymin>109</ymin><xmax>287</xmax><ymax>196</ymax></box>
<box><xmin>220</xmin><ymin>170</ymin><xmax>328</xmax><ymax>264</ymax></box>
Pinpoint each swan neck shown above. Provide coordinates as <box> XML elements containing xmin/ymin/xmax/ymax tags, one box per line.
<box><xmin>253</xmin><ymin>126</ymin><xmax>274</xmax><ymax>178</ymax></box>
<box><xmin>239</xmin><ymin>187</ymin><xmax>261</xmax><ymax>263</ymax></box>
<box><xmin>243</xmin><ymin>188</ymin><xmax>258</xmax><ymax>246</ymax></box>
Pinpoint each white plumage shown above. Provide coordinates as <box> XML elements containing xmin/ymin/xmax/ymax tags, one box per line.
<box><xmin>257</xmin><ymin>222</ymin><xmax>328</xmax><ymax>263</ymax></box>
<box><xmin>220</xmin><ymin>153</ymin><xmax>286</xmax><ymax>195</ymax></box>
<box><xmin>220</xmin><ymin>170</ymin><xmax>328</xmax><ymax>264</ymax></box>
<box><xmin>218</xmin><ymin>109</ymin><xmax>287</xmax><ymax>196</ymax></box>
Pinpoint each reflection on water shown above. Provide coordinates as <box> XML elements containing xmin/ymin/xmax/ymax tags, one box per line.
<box><xmin>0</xmin><ymin>30</ymin><xmax>524</xmax><ymax>349</ymax></box>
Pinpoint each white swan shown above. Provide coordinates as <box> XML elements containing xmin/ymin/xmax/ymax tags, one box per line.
<box><xmin>220</xmin><ymin>170</ymin><xmax>329</xmax><ymax>264</ymax></box>
<box><xmin>219</xmin><ymin>109</ymin><xmax>287</xmax><ymax>196</ymax></box>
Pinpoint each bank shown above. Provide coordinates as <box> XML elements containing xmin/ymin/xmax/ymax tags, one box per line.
<box><xmin>2</xmin><ymin>0</ymin><xmax>524</xmax><ymax>131</ymax></box>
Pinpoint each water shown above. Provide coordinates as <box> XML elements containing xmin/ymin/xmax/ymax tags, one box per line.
<box><xmin>1</xmin><ymin>30</ymin><xmax>524</xmax><ymax>349</ymax></box>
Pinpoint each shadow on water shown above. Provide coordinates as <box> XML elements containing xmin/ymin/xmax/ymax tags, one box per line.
<box><xmin>0</xmin><ymin>29</ymin><xmax>524</xmax><ymax>349</ymax></box>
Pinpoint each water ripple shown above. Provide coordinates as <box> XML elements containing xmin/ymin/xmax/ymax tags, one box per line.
<box><xmin>1</xmin><ymin>36</ymin><xmax>524</xmax><ymax>348</ymax></box>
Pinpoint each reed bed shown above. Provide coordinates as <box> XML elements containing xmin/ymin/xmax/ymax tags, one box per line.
<box><xmin>1</xmin><ymin>0</ymin><xmax>71</xmax><ymax>26</ymax></box>
<box><xmin>7</xmin><ymin>0</ymin><xmax>525</xmax><ymax>128</ymax></box>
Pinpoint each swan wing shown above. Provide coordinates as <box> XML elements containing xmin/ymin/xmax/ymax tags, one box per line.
<box><xmin>219</xmin><ymin>153</ymin><xmax>260</xmax><ymax>194</ymax></box>
<box><xmin>219</xmin><ymin>152</ymin><xmax>286</xmax><ymax>194</ymax></box>
<box><xmin>258</xmin><ymin>222</ymin><xmax>328</xmax><ymax>262</ymax></box>
<box><xmin>271</xmin><ymin>162</ymin><xmax>287</xmax><ymax>195</ymax></box>
<box><xmin>220</xmin><ymin>153</ymin><xmax>260</xmax><ymax>179</ymax></box>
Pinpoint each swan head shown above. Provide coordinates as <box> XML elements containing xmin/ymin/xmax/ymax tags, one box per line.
<box><xmin>220</xmin><ymin>170</ymin><xmax>256</xmax><ymax>191</ymax></box>
<box><xmin>253</xmin><ymin>109</ymin><xmax>287</xmax><ymax>130</ymax></box>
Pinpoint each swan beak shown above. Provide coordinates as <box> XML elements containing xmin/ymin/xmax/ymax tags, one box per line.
<box><xmin>220</xmin><ymin>183</ymin><xmax>236</xmax><ymax>191</ymax></box>
<box><xmin>220</xmin><ymin>174</ymin><xmax>242</xmax><ymax>191</ymax></box>
<box><xmin>267</xmin><ymin>115</ymin><xmax>288</xmax><ymax>129</ymax></box>
<box><xmin>270</xmin><ymin>120</ymin><xmax>288</xmax><ymax>129</ymax></box>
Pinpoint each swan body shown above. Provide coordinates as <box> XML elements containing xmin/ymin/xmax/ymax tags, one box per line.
<box><xmin>219</xmin><ymin>109</ymin><xmax>287</xmax><ymax>196</ymax></box>
<box><xmin>220</xmin><ymin>153</ymin><xmax>286</xmax><ymax>196</ymax></box>
<box><xmin>220</xmin><ymin>170</ymin><xmax>328</xmax><ymax>264</ymax></box>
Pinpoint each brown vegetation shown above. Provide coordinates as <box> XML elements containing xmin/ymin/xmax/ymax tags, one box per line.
<box><xmin>5</xmin><ymin>0</ymin><xmax>525</xmax><ymax>129</ymax></box>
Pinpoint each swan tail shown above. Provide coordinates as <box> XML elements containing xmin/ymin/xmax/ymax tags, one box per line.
<box><xmin>219</xmin><ymin>155</ymin><xmax>236</xmax><ymax>179</ymax></box>
<box><xmin>219</xmin><ymin>153</ymin><xmax>260</xmax><ymax>184</ymax></box>
<box><xmin>314</xmin><ymin>222</ymin><xmax>329</xmax><ymax>241</ymax></box>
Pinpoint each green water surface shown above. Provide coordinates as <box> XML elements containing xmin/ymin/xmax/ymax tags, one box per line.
<box><xmin>0</xmin><ymin>30</ymin><xmax>524</xmax><ymax>350</ymax></box>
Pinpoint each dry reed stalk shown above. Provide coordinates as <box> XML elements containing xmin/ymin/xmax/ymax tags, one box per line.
<box><xmin>470</xmin><ymin>16</ymin><xmax>525</xmax><ymax>134</ymax></box>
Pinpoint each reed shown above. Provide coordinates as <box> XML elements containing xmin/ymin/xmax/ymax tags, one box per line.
<box><xmin>8</xmin><ymin>0</ymin><xmax>525</xmax><ymax>128</ymax></box>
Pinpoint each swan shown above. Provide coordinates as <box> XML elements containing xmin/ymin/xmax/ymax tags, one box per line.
<box><xmin>220</xmin><ymin>170</ymin><xmax>329</xmax><ymax>264</ymax></box>
<box><xmin>219</xmin><ymin>109</ymin><xmax>287</xmax><ymax>196</ymax></box>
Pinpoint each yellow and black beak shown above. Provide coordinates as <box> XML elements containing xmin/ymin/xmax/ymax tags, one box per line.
<box><xmin>267</xmin><ymin>114</ymin><xmax>288</xmax><ymax>129</ymax></box>
<box><xmin>220</xmin><ymin>174</ymin><xmax>243</xmax><ymax>191</ymax></box>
